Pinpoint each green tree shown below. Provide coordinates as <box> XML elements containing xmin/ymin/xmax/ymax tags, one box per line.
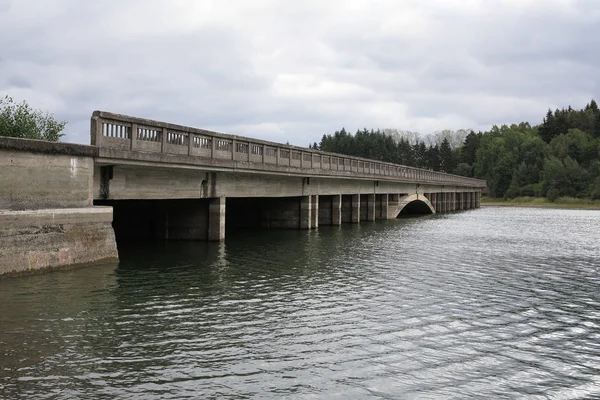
<box><xmin>454</xmin><ymin>162</ymin><xmax>472</xmax><ymax>177</ymax></box>
<box><xmin>439</xmin><ymin>137</ymin><xmax>455</xmax><ymax>172</ymax></box>
<box><xmin>0</xmin><ymin>96</ymin><xmax>66</xmax><ymax>141</ymax></box>
<box><xmin>589</xmin><ymin>176</ymin><xmax>600</xmax><ymax>200</ymax></box>
<box><xmin>427</xmin><ymin>144</ymin><xmax>441</xmax><ymax>171</ymax></box>
<box><xmin>461</xmin><ymin>131</ymin><xmax>481</xmax><ymax>166</ymax></box>
<box><xmin>542</xmin><ymin>156</ymin><xmax>568</xmax><ymax>199</ymax></box>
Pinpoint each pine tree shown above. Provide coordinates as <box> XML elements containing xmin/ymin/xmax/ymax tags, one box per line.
<box><xmin>439</xmin><ymin>138</ymin><xmax>455</xmax><ymax>172</ymax></box>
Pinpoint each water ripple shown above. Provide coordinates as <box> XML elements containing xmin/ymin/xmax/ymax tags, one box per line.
<box><xmin>1</xmin><ymin>207</ymin><xmax>600</xmax><ymax>399</ymax></box>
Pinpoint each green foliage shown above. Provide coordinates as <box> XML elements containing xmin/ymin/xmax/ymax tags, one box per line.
<box><xmin>318</xmin><ymin>98</ymin><xmax>600</xmax><ymax>201</ymax></box>
<box><xmin>439</xmin><ymin>137</ymin><xmax>455</xmax><ymax>172</ymax></box>
<box><xmin>547</xmin><ymin>187</ymin><xmax>560</xmax><ymax>202</ymax></box>
<box><xmin>319</xmin><ymin>128</ymin><xmax>458</xmax><ymax>172</ymax></box>
<box><xmin>0</xmin><ymin>96</ymin><xmax>66</xmax><ymax>141</ymax></box>
<box><xmin>589</xmin><ymin>177</ymin><xmax>600</xmax><ymax>200</ymax></box>
<box><xmin>454</xmin><ymin>162</ymin><xmax>472</xmax><ymax>177</ymax></box>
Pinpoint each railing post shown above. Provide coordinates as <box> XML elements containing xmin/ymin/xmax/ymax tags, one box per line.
<box><xmin>262</xmin><ymin>145</ymin><xmax>266</xmax><ymax>163</ymax></box>
<box><xmin>211</xmin><ymin>136</ymin><xmax>216</xmax><ymax>159</ymax></box>
<box><xmin>247</xmin><ymin>141</ymin><xmax>251</xmax><ymax>162</ymax></box>
<box><xmin>276</xmin><ymin>147</ymin><xmax>280</xmax><ymax>165</ymax></box>
<box><xmin>188</xmin><ymin>133</ymin><xmax>193</xmax><ymax>156</ymax></box>
<box><xmin>232</xmin><ymin>139</ymin><xmax>236</xmax><ymax>160</ymax></box>
<box><xmin>130</xmin><ymin>123</ymin><xmax>137</xmax><ymax>150</ymax></box>
<box><xmin>161</xmin><ymin>127</ymin><xmax>167</xmax><ymax>152</ymax></box>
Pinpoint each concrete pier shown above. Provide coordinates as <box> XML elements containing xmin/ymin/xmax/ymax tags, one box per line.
<box><xmin>300</xmin><ymin>195</ymin><xmax>312</xmax><ymax>229</ymax></box>
<box><xmin>332</xmin><ymin>195</ymin><xmax>342</xmax><ymax>226</ymax></box>
<box><xmin>366</xmin><ymin>194</ymin><xmax>376</xmax><ymax>221</ymax></box>
<box><xmin>351</xmin><ymin>194</ymin><xmax>361</xmax><ymax>223</ymax></box>
<box><xmin>379</xmin><ymin>194</ymin><xmax>389</xmax><ymax>220</ymax></box>
<box><xmin>209</xmin><ymin>197</ymin><xmax>226</xmax><ymax>241</ymax></box>
<box><xmin>311</xmin><ymin>195</ymin><xmax>319</xmax><ymax>229</ymax></box>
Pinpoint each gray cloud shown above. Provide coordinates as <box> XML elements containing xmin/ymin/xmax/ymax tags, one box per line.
<box><xmin>0</xmin><ymin>0</ymin><xmax>598</xmax><ymax>146</ymax></box>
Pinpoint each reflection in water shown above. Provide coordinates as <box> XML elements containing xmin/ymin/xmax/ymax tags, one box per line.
<box><xmin>1</xmin><ymin>208</ymin><xmax>600</xmax><ymax>399</ymax></box>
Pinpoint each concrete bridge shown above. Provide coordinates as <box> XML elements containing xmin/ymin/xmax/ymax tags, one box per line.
<box><xmin>90</xmin><ymin>111</ymin><xmax>485</xmax><ymax>242</ymax></box>
<box><xmin>0</xmin><ymin>111</ymin><xmax>486</xmax><ymax>276</ymax></box>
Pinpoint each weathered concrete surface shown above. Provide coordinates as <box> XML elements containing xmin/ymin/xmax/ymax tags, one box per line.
<box><xmin>0</xmin><ymin>207</ymin><xmax>118</xmax><ymax>278</ymax></box>
<box><xmin>208</xmin><ymin>197</ymin><xmax>226</xmax><ymax>241</ymax></box>
<box><xmin>300</xmin><ymin>195</ymin><xmax>312</xmax><ymax>229</ymax></box>
<box><xmin>94</xmin><ymin>164</ymin><xmax>484</xmax><ymax>203</ymax></box>
<box><xmin>92</xmin><ymin>110</ymin><xmax>486</xmax><ymax>189</ymax></box>
<box><xmin>390</xmin><ymin>194</ymin><xmax>436</xmax><ymax>217</ymax></box>
<box><xmin>0</xmin><ymin>137</ymin><xmax>97</xmax><ymax>210</ymax></box>
<box><xmin>318</xmin><ymin>195</ymin><xmax>332</xmax><ymax>225</ymax></box>
<box><xmin>0</xmin><ymin>138</ymin><xmax>119</xmax><ymax>278</ymax></box>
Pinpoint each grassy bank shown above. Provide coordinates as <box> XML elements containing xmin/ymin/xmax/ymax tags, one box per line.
<box><xmin>481</xmin><ymin>196</ymin><xmax>600</xmax><ymax>210</ymax></box>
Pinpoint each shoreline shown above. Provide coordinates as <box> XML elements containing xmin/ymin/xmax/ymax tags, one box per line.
<box><xmin>481</xmin><ymin>199</ymin><xmax>600</xmax><ymax>210</ymax></box>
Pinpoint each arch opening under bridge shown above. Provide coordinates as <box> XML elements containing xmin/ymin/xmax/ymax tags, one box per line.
<box><xmin>396</xmin><ymin>194</ymin><xmax>435</xmax><ymax>217</ymax></box>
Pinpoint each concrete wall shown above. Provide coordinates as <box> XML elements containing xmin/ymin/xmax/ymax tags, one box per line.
<box><xmin>0</xmin><ymin>207</ymin><xmax>118</xmax><ymax>277</ymax></box>
<box><xmin>0</xmin><ymin>137</ymin><xmax>97</xmax><ymax>210</ymax></box>
<box><xmin>0</xmin><ymin>138</ymin><xmax>118</xmax><ymax>278</ymax></box>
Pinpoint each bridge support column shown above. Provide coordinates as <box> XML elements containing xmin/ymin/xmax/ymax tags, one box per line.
<box><xmin>351</xmin><ymin>194</ymin><xmax>360</xmax><ymax>223</ymax></box>
<box><xmin>332</xmin><ymin>195</ymin><xmax>342</xmax><ymax>225</ymax></box>
<box><xmin>472</xmin><ymin>192</ymin><xmax>476</xmax><ymax>209</ymax></box>
<box><xmin>466</xmin><ymin>192</ymin><xmax>472</xmax><ymax>209</ymax></box>
<box><xmin>451</xmin><ymin>192</ymin><xmax>456</xmax><ymax>211</ymax></box>
<box><xmin>208</xmin><ymin>197</ymin><xmax>226</xmax><ymax>241</ymax></box>
<box><xmin>476</xmin><ymin>191</ymin><xmax>481</xmax><ymax>208</ymax></box>
<box><xmin>378</xmin><ymin>194</ymin><xmax>389</xmax><ymax>219</ymax></box>
<box><xmin>441</xmin><ymin>193</ymin><xmax>446</xmax><ymax>212</ymax></box>
<box><xmin>300</xmin><ymin>195</ymin><xmax>311</xmax><ymax>229</ymax></box>
<box><xmin>366</xmin><ymin>194</ymin><xmax>376</xmax><ymax>221</ymax></box>
<box><xmin>311</xmin><ymin>195</ymin><xmax>319</xmax><ymax>229</ymax></box>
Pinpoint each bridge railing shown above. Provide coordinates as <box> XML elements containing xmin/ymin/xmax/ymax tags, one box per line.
<box><xmin>91</xmin><ymin>111</ymin><xmax>486</xmax><ymax>187</ymax></box>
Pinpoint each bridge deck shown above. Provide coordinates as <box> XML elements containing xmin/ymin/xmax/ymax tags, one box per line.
<box><xmin>91</xmin><ymin>111</ymin><xmax>486</xmax><ymax>188</ymax></box>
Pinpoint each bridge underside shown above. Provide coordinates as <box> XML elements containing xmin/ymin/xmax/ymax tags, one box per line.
<box><xmin>95</xmin><ymin>188</ymin><xmax>481</xmax><ymax>244</ymax></box>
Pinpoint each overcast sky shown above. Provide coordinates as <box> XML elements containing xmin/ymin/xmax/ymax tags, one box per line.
<box><xmin>1</xmin><ymin>0</ymin><xmax>598</xmax><ymax>145</ymax></box>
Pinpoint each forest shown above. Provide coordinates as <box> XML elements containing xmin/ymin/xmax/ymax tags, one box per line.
<box><xmin>314</xmin><ymin>100</ymin><xmax>600</xmax><ymax>200</ymax></box>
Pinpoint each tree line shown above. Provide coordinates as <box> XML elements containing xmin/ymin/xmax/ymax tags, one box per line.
<box><xmin>314</xmin><ymin>99</ymin><xmax>600</xmax><ymax>200</ymax></box>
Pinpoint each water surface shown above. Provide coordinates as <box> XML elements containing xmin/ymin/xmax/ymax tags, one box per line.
<box><xmin>1</xmin><ymin>207</ymin><xmax>599</xmax><ymax>399</ymax></box>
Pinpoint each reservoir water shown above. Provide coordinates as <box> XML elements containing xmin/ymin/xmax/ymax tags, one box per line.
<box><xmin>1</xmin><ymin>207</ymin><xmax>599</xmax><ymax>399</ymax></box>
